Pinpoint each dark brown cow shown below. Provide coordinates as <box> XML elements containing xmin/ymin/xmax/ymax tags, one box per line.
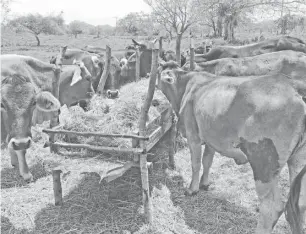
<box><xmin>160</xmin><ymin>49</ymin><xmax>187</xmax><ymax>67</ymax></box>
<box><xmin>183</xmin><ymin>50</ymin><xmax>306</xmax><ymax>79</ymax></box>
<box><xmin>192</xmin><ymin>36</ymin><xmax>306</xmax><ymax>63</ymax></box>
<box><xmin>157</xmin><ymin>61</ymin><xmax>306</xmax><ymax>234</ymax></box>
<box><xmin>1</xmin><ymin>54</ymin><xmax>62</xmax><ymax>182</ymax></box>
<box><xmin>51</xmin><ymin>48</ymin><xmax>121</xmax><ymax>99</ymax></box>
<box><xmin>120</xmin><ymin>39</ymin><xmax>155</xmax><ymax>79</ymax></box>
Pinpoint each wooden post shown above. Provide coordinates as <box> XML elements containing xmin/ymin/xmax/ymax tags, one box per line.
<box><xmin>189</xmin><ymin>34</ymin><xmax>195</xmax><ymax>71</ymax></box>
<box><xmin>159</xmin><ymin>36</ymin><xmax>163</xmax><ymax>58</ymax></box>
<box><xmin>49</xmin><ymin>45</ymin><xmax>66</xmax><ymax>153</ymax></box>
<box><xmin>138</xmin><ymin>48</ymin><xmax>159</xmax><ymax>224</ymax></box>
<box><xmin>135</xmin><ymin>47</ymin><xmax>140</xmax><ymax>82</ymax></box>
<box><xmin>168</xmin><ymin>113</ymin><xmax>177</xmax><ymax>169</ymax></box>
<box><xmin>97</xmin><ymin>45</ymin><xmax>111</xmax><ymax>94</ymax></box>
<box><xmin>52</xmin><ymin>169</ymin><xmax>63</xmax><ymax>206</ymax></box>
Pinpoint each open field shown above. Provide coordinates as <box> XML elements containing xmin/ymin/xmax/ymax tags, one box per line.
<box><xmin>0</xmin><ymin>32</ymin><xmax>299</xmax><ymax>234</ymax></box>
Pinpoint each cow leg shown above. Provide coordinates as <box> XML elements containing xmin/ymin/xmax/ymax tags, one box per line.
<box><xmin>287</xmin><ymin>145</ymin><xmax>306</xmax><ymax>231</ymax></box>
<box><xmin>185</xmin><ymin>137</ymin><xmax>202</xmax><ymax>196</ymax></box>
<box><xmin>199</xmin><ymin>145</ymin><xmax>215</xmax><ymax>191</ymax></box>
<box><xmin>238</xmin><ymin>138</ymin><xmax>284</xmax><ymax>234</ymax></box>
<box><xmin>15</xmin><ymin>150</ymin><xmax>33</xmax><ymax>182</ymax></box>
<box><xmin>9</xmin><ymin>148</ymin><xmax>18</xmax><ymax>168</ymax></box>
<box><xmin>254</xmin><ymin>176</ymin><xmax>284</xmax><ymax>234</ymax></box>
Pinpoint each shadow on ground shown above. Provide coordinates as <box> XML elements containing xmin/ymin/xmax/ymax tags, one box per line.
<box><xmin>1</xmin><ymin>159</ymin><xmax>61</xmax><ymax>189</ymax></box>
<box><xmin>2</xmin><ymin>132</ymin><xmax>258</xmax><ymax>234</ymax></box>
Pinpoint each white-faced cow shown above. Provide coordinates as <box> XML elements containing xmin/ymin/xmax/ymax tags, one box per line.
<box><xmin>192</xmin><ymin>36</ymin><xmax>306</xmax><ymax>63</ymax></box>
<box><xmin>157</xmin><ymin>61</ymin><xmax>306</xmax><ymax>234</ymax></box>
<box><xmin>50</xmin><ymin>48</ymin><xmax>121</xmax><ymax>99</ymax></box>
<box><xmin>1</xmin><ymin>54</ymin><xmax>63</xmax><ymax>182</ymax></box>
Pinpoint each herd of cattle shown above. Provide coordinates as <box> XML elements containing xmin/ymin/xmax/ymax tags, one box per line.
<box><xmin>1</xmin><ymin>35</ymin><xmax>306</xmax><ymax>234</ymax></box>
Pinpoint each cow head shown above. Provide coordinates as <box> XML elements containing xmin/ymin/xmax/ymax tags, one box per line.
<box><xmin>1</xmin><ymin>74</ymin><xmax>61</xmax><ymax>181</ymax></box>
<box><xmin>157</xmin><ymin>61</ymin><xmax>185</xmax><ymax>114</ymax></box>
<box><xmin>71</xmin><ymin>60</ymin><xmax>92</xmax><ymax>86</ymax></box>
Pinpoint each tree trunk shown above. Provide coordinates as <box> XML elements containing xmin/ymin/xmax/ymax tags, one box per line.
<box><xmin>175</xmin><ymin>33</ymin><xmax>182</xmax><ymax>66</ymax></box>
<box><xmin>224</xmin><ymin>19</ymin><xmax>229</xmax><ymax>40</ymax></box>
<box><xmin>217</xmin><ymin>17</ymin><xmax>223</xmax><ymax>37</ymax></box>
<box><xmin>212</xmin><ymin>20</ymin><xmax>216</xmax><ymax>37</ymax></box>
<box><xmin>35</xmin><ymin>34</ymin><xmax>40</xmax><ymax>46</ymax></box>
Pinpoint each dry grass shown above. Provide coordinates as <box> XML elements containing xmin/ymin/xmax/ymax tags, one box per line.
<box><xmin>1</xmin><ymin>33</ymin><xmax>298</xmax><ymax>234</ymax></box>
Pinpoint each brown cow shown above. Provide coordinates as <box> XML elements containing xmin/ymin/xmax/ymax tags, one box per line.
<box><xmin>183</xmin><ymin>50</ymin><xmax>306</xmax><ymax>79</ymax></box>
<box><xmin>51</xmin><ymin>48</ymin><xmax>121</xmax><ymax>99</ymax></box>
<box><xmin>1</xmin><ymin>55</ymin><xmax>63</xmax><ymax>182</ymax></box>
<box><xmin>157</xmin><ymin>61</ymin><xmax>306</xmax><ymax>234</ymax></box>
<box><xmin>192</xmin><ymin>36</ymin><xmax>306</xmax><ymax>63</ymax></box>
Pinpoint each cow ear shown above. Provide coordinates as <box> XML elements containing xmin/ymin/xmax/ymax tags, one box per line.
<box><xmin>91</xmin><ymin>55</ymin><xmax>100</xmax><ymax>68</ymax></box>
<box><xmin>71</xmin><ymin>67</ymin><xmax>82</xmax><ymax>86</ymax></box>
<box><xmin>35</xmin><ymin>91</ymin><xmax>61</xmax><ymax>112</ymax></box>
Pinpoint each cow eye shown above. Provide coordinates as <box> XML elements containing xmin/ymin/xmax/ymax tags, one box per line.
<box><xmin>32</xmin><ymin>100</ymin><xmax>36</xmax><ymax>106</ymax></box>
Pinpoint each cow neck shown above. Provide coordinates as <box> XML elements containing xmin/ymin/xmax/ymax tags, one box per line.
<box><xmin>23</xmin><ymin>57</ymin><xmax>56</xmax><ymax>93</ymax></box>
<box><xmin>174</xmin><ymin>70</ymin><xmax>191</xmax><ymax>115</ymax></box>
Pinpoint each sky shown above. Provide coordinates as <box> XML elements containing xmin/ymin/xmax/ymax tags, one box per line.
<box><xmin>9</xmin><ymin>0</ymin><xmax>152</xmax><ymax>26</ymax></box>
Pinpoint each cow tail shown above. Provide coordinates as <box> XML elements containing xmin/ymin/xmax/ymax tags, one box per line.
<box><xmin>285</xmin><ymin>165</ymin><xmax>306</xmax><ymax>234</ymax></box>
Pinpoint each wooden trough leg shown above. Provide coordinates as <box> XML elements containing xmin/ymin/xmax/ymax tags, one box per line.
<box><xmin>52</xmin><ymin>169</ymin><xmax>63</xmax><ymax>206</ymax></box>
<box><xmin>140</xmin><ymin>153</ymin><xmax>153</xmax><ymax>224</ymax></box>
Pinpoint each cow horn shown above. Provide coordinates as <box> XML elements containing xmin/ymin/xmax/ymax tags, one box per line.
<box><xmin>132</xmin><ymin>39</ymin><xmax>140</xmax><ymax>46</ymax></box>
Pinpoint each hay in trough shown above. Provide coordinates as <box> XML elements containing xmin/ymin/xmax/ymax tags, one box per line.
<box><xmin>58</xmin><ymin>78</ymin><xmax>170</xmax><ymax>154</ymax></box>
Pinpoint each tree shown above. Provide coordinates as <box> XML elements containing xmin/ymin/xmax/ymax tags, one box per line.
<box><xmin>145</xmin><ymin>0</ymin><xmax>198</xmax><ymax>65</ymax></box>
<box><xmin>9</xmin><ymin>13</ymin><xmax>64</xmax><ymax>46</ymax></box>
<box><xmin>1</xmin><ymin>0</ymin><xmax>13</xmax><ymax>25</ymax></box>
<box><xmin>69</xmin><ymin>21</ymin><xmax>83</xmax><ymax>38</ymax></box>
<box><xmin>117</xmin><ymin>12</ymin><xmax>154</xmax><ymax>36</ymax></box>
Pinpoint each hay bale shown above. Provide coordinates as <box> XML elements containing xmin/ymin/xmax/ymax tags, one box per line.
<box><xmin>59</xmin><ymin>78</ymin><xmax>170</xmax><ymax>151</ymax></box>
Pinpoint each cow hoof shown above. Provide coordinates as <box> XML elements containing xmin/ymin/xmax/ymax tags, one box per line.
<box><xmin>21</xmin><ymin>173</ymin><xmax>34</xmax><ymax>183</ymax></box>
<box><xmin>184</xmin><ymin>189</ymin><xmax>198</xmax><ymax>196</ymax></box>
<box><xmin>200</xmin><ymin>184</ymin><xmax>210</xmax><ymax>191</ymax></box>
<box><xmin>234</xmin><ymin>158</ymin><xmax>248</xmax><ymax>165</ymax></box>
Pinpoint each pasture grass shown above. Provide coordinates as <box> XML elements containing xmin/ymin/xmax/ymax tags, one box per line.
<box><xmin>1</xmin><ymin>32</ymin><xmax>298</xmax><ymax>234</ymax></box>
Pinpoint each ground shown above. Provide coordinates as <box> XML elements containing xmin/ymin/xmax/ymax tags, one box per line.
<box><xmin>0</xmin><ymin>31</ymin><xmax>297</xmax><ymax>234</ymax></box>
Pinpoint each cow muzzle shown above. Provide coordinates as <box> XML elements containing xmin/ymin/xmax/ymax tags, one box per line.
<box><xmin>106</xmin><ymin>89</ymin><xmax>119</xmax><ymax>99</ymax></box>
<box><xmin>9</xmin><ymin>137</ymin><xmax>32</xmax><ymax>150</ymax></box>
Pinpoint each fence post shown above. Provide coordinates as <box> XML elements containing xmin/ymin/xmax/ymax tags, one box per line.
<box><xmin>49</xmin><ymin>45</ymin><xmax>66</xmax><ymax>153</ymax></box>
<box><xmin>135</xmin><ymin>47</ymin><xmax>140</xmax><ymax>82</ymax></box>
<box><xmin>97</xmin><ymin>45</ymin><xmax>111</xmax><ymax>94</ymax></box>
<box><xmin>138</xmin><ymin>48</ymin><xmax>159</xmax><ymax>224</ymax></box>
<box><xmin>52</xmin><ymin>169</ymin><xmax>63</xmax><ymax>206</ymax></box>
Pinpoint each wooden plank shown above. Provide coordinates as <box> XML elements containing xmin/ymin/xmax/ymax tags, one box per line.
<box><xmin>50</xmin><ymin>142</ymin><xmax>143</xmax><ymax>154</ymax></box>
<box><xmin>42</xmin><ymin>129</ymin><xmax>149</xmax><ymax>140</ymax></box>
<box><xmin>146</xmin><ymin>118</ymin><xmax>172</xmax><ymax>152</ymax></box>
<box><xmin>132</xmin><ymin>107</ymin><xmax>173</xmax><ymax>149</ymax></box>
